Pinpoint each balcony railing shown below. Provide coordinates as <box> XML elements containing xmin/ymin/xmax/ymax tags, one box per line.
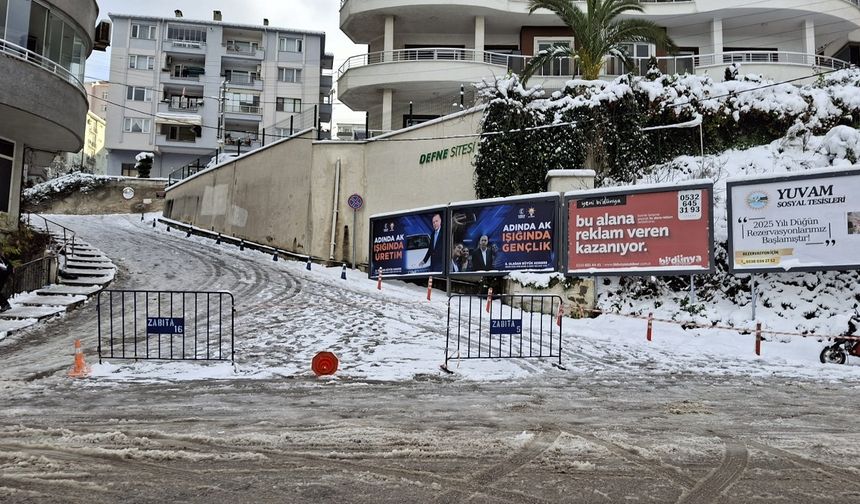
<box><xmin>0</xmin><ymin>39</ymin><xmax>85</xmax><ymax>94</ymax></box>
<box><xmin>167</xmin><ymin>39</ymin><xmax>206</xmax><ymax>50</ymax></box>
<box><xmin>225</xmin><ymin>104</ymin><xmax>261</xmax><ymax>114</ymax></box>
<box><xmin>224</xmin><ymin>44</ymin><xmax>264</xmax><ymax>59</ymax></box>
<box><xmin>338</xmin><ymin>48</ymin><xmax>851</xmax><ymax>80</ymax></box>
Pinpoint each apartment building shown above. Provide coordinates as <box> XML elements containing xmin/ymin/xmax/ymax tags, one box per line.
<box><xmin>105</xmin><ymin>10</ymin><xmax>334</xmax><ymax>178</ymax></box>
<box><xmin>0</xmin><ymin>0</ymin><xmax>102</xmax><ymax>230</ymax></box>
<box><xmin>338</xmin><ymin>0</ymin><xmax>860</xmax><ymax>133</ymax></box>
<box><xmin>86</xmin><ymin>81</ymin><xmax>110</xmax><ymax>121</ymax></box>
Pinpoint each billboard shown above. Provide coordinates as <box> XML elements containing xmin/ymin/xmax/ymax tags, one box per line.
<box><xmin>727</xmin><ymin>168</ymin><xmax>860</xmax><ymax>273</ymax></box>
<box><xmin>448</xmin><ymin>194</ymin><xmax>559</xmax><ymax>276</ymax></box>
<box><xmin>368</xmin><ymin>207</ymin><xmax>447</xmax><ymax>278</ymax></box>
<box><xmin>565</xmin><ymin>181</ymin><xmax>714</xmax><ymax>275</ymax></box>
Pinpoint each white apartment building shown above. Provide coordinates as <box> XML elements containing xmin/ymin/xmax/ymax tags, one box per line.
<box><xmin>105</xmin><ymin>10</ymin><xmax>334</xmax><ymax>178</ymax></box>
<box><xmin>338</xmin><ymin>0</ymin><xmax>860</xmax><ymax>133</ymax></box>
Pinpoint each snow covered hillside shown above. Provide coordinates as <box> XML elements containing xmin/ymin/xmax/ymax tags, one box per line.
<box><xmin>597</xmin><ymin>124</ymin><xmax>860</xmax><ymax>338</ymax></box>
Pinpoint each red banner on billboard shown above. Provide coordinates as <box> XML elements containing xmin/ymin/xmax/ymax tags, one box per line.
<box><xmin>565</xmin><ymin>183</ymin><xmax>714</xmax><ymax>275</ymax></box>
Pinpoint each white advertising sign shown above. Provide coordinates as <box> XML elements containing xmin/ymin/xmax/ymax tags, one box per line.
<box><xmin>727</xmin><ymin>169</ymin><xmax>860</xmax><ymax>272</ymax></box>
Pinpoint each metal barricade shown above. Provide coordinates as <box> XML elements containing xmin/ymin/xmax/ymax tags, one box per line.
<box><xmin>97</xmin><ymin>290</ymin><xmax>235</xmax><ymax>363</ymax></box>
<box><xmin>444</xmin><ymin>294</ymin><xmax>563</xmax><ymax>370</ymax></box>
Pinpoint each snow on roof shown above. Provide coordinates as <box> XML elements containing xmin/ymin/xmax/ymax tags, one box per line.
<box><xmin>724</xmin><ymin>165</ymin><xmax>860</xmax><ymax>184</ymax></box>
<box><xmin>546</xmin><ymin>169</ymin><xmax>595</xmax><ymax>178</ymax></box>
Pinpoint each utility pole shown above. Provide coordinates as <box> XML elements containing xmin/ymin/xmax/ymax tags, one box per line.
<box><xmin>217</xmin><ymin>80</ymin><xmax>226</xmax><ymax>151</ymax></box>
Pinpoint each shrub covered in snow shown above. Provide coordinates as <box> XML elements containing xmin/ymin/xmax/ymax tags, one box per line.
<box><xmin>474</xmin><ymin>67</ymin><xmax>860</xmax><ymax>197</ymax></box>
<box><xmin>23</xmin><ymin>172</ymin><xmax>112</xmax><ymax>206</ymax></box>
<box><xmin>135</xmin><ymin>152</ymin><xmax>154</xmax><ymax>178</ymax></box>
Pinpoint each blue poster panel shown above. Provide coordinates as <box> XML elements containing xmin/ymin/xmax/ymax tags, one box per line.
<box><xmin>368</xmin><ymin>207</ymin><xmax>447</xmax><ymax>278</ymax></box>
<box><xmin>449</xmin><ymin>194</ymin><xmax>559</xmax><ymax>276</ymax></box>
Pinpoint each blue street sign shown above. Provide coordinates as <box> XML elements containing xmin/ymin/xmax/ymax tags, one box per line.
<box><xmin>146</xmin><ymin>317</ymin><xmax>185</xmax><ymax>335</ymax></box>
<box><xmin>348</xmin><ymin>193</ymin><xmax>364</xmax><ymax>211</ymax></box>
<box><xmin>490</xmin><ymin>319</ymin><xmax>522</xmax><ymax>335</ymax></box>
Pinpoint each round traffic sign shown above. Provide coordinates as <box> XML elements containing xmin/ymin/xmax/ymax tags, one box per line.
<box><xmin>312</xmin><ymin>351</ymin><xmax>339</xmax><ymax>376</ymax></box>
<box><xmin>347</xmin><ymin>193</ymin><xmax>364</xmax><ymax>210</ymax></box>
<box><xmin>122</xmin><ymin>187</ymin><xmax>135</xmax><ymax>200</ymax></box>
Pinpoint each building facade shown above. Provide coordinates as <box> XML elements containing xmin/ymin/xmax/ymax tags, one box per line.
<box><xmin>105</xmin><ymin>10</ymin><xmax>334</xmax><ymax>178</ymax></box>
<box><xmin>61</xmin><ymin>111</ymin><xmax>106</xmax><ymax>176</ymax></box>
<box><xmin>337</xmin><ymin>0</ymin><xmax>860</xmax><ymax>133</ymax></box>
<box><xmin>0</xmin><ymin>0</ymin><xmax>100</xmax><ymax>230</ymax></box>
<box><xmin>86</xmin><ymin>80</ymin><xmax>110</xmax><ymax>121</ymax></box>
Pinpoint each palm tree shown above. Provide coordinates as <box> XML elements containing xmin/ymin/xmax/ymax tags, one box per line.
<box><xmin>522</xmin><ymin>0</ymin><xmax>677</xmax><ymax>82</ymax></box>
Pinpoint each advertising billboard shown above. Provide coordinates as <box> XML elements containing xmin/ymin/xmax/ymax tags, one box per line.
<box><xmin>448</xmin><ymin>194</ymin><xmax>559</xmax><ymax>276</ymax></box>
<box><xmin>368</xmin><ymin>207</ymin><xmax>447</xmax><ymax>278</ymax></box>
<box><xmin>727</xmin><ymin>168</ymin><xmax>860</xmax><ymax>273</ymax></box>
<box><xmin>565</xmin><ymin>181</ymin><xmax>714</xmax><ymax>275</ymax></box>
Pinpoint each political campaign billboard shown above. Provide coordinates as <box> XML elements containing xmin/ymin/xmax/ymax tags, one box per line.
<box><xmin>565</xmin><ymin>181</ymin><xmax>714</xmax><ymax>275</ymax></box>
<box><xmin>727</xmin><ymin>168</ymin><xmax>860</xmax><ymax>273</ymax></box>
<box><xmin>448</xmin><ymin>194</ymin><xmax>559</xmax><ymax>276</ymax></box>
<box><xmin>369</xmin><ymin>207</ymin><xmax>447</xmax><ymax>278</ymax></box>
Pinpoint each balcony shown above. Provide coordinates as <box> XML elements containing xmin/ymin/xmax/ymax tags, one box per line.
<box><xmin>225</xmin><ymin>77</ymin><xmax>264</xmax><ymax>91</ymax></box>
<box><xmin>161</xmin><ymin>71</ymin><xmax>205</xmax><ymax>86</ymax></box>
<box><xmin>224</xmin><ymin>104</ymin><xmax>262</xmax><ymax>121</ymax></box>
<box><xmin>0</xmin><ymin>39</ymin><xmax>88</xmax><ymax>152</ymax></box>
<box><xmin>338</xmin><ymin>48</ymin><xmax>851</xmax><ymax>110</ymax></box>
<box><xmin>337</xmin><ymin>48</ymin><xmax>519</xmax><ymax>110</ymax></box>
<box><xmin>223</xmin><ymin>44</ymin><xmax>265</xmax><ymax>60</ymax></box>
<box><xmin>158</xmin><ymin>100</ymin><xmax>203</xmax><ymax>114</ymax></box>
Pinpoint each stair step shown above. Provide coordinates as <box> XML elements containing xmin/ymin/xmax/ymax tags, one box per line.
<box><xmin>14</xmin><ymin>294</ymin><xmax>87</xmax><ymax>307</ymax></box>
<box><xmin>0</xmin><ymin>305</ymin><xmax>65</xmax><ymax>320</ymax></box>
<box><xmin>0</xmin><ymin>318</ymin><xmax>39</xmax><ymax>334</ymax></box>
<box><xmin>36</xmin><ymin>285</ymin><xmax>102</xmax><ymax>296</ymax></box>
<box><xmin>60</xmin><ymin>275</ymin><xmax>113</xmax><ymax>286</ymax></box>
<box><xmin>66</xmin><ymin>261</ymin><xmax>113</xmax><ymax>269</ymax></box>
<box><xmin>62</xmin><ymin>268</ymin><xmax>115</xmax><ymax>277</ymax></box>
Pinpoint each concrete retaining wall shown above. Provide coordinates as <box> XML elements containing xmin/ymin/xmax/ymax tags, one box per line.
<box><xmin>26</xmin><ymin>178</ymin><xmax>167</xmax><ymax>215</ymax></box>
<box><xmin>164</xmin><ymin>111</ymin><xmax>484</xmax><ymax>265</ymax></box>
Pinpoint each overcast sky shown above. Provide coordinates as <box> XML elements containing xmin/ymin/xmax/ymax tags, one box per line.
<box><xmin>87</xmin><ymin>0</ymin><xmax>366</xmax><ymax>125</ymax></box>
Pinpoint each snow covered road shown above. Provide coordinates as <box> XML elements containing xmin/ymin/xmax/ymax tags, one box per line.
<box><xmin>0</xmin><ymin>214</ymin><xmax>859</xmax><ymax>503</ymax></box>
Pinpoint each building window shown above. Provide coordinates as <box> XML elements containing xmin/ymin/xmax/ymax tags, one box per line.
<box><xmin>131</xmin><ymin>23</ymin><xmax>156</xmax><ymax>40</ymax></box>
<box><xmin>121</xmin><ymin>163</ymin><xmax>138</xmax><ymax>176</ymax></box>
<box><xmin>225</xmin><ymin>93</ymin><xmax>260</xmax><ymax>113</ymax></box>
<box><xmin>0</xmin><ymin>137</ymin><xmax>13</xmax><ymax>213</ymax></box>
<box><xmin>279</xmin><ymin>36</ymin><xmax>303</xmax><ymax>53</ymax></box>
<box><xmin>123</xmin><ymin>117</ymin><xmax>151</xmax><ymax>133</ymax></box>
<box><xmin>102</xmin><ymin>91</ymin><xmax>109</xmax><ymax>99</ymax></box>
<box><xmin>167</xmin><ymin>25</ymin><xmax>207</xmax><ymax>43</ymax></box>
<box><xmin>534</xmin><ymin>38</ymin><xmax>574</xmax><ymax>76</ymax></box>
<box><xmin>126</xmin><ymin>86</ymin><xmax>152</xmax><ymax>102</ymax></box>
<box><xmin>225</xmin><ymin>40</ymin><xmax>259</xmax><ymax>54</ymax></box>
<box><xmin>161</xmin><ymin>125</ymin><xmax>199</xmax><ymax>142</ymax></box>
<box><xmin>128</xmin><ymin>54</ymin><xmax>155</xmax><ymax>70</ymax></box>
<box><xmin>276</xmin><ymin>97</ymin><xmax>301</xmax><ymax>113</ymax></box>
<box><xmin>224</xmin><ymin>69</ymin><xmax>259</xmax><ymax>85</ymax></box>
<box><xmin>277</xmin><ymin>67</ymin><xmax>301</xmax><ymax>83</ymax></box>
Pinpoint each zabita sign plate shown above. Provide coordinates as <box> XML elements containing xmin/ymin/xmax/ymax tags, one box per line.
<box><xmin>726</xmin><ymin>168</ymin><xmax>860</xmax><ymax>273</ymax></box>
<box><xmin>564</xmin><ymin>181</ymin><xmax>715</xmax><ymax>276</ymax></box>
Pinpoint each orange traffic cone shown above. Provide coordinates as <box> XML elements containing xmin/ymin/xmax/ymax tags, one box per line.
<box><xmin>67</xmin><ymin>339</ymin><xmax>90</xmax><ymax>378</ymax></box>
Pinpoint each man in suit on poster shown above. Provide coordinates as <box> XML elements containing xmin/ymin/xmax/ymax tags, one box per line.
<box><xmin>470</xmin><ymin>235</ymin><xmax>495</xmax><ymax>271</ymax></box>
<box><xmin>419</xmin><ymin>213</ymin><xmax>444</xmax><ymax>269</ymax></box>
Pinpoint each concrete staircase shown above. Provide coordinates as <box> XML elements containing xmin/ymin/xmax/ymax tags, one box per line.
<box><xmin>0</xmin><ymin>231</ymin><xmax>115</xmax><ymax>337</ymax></box>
